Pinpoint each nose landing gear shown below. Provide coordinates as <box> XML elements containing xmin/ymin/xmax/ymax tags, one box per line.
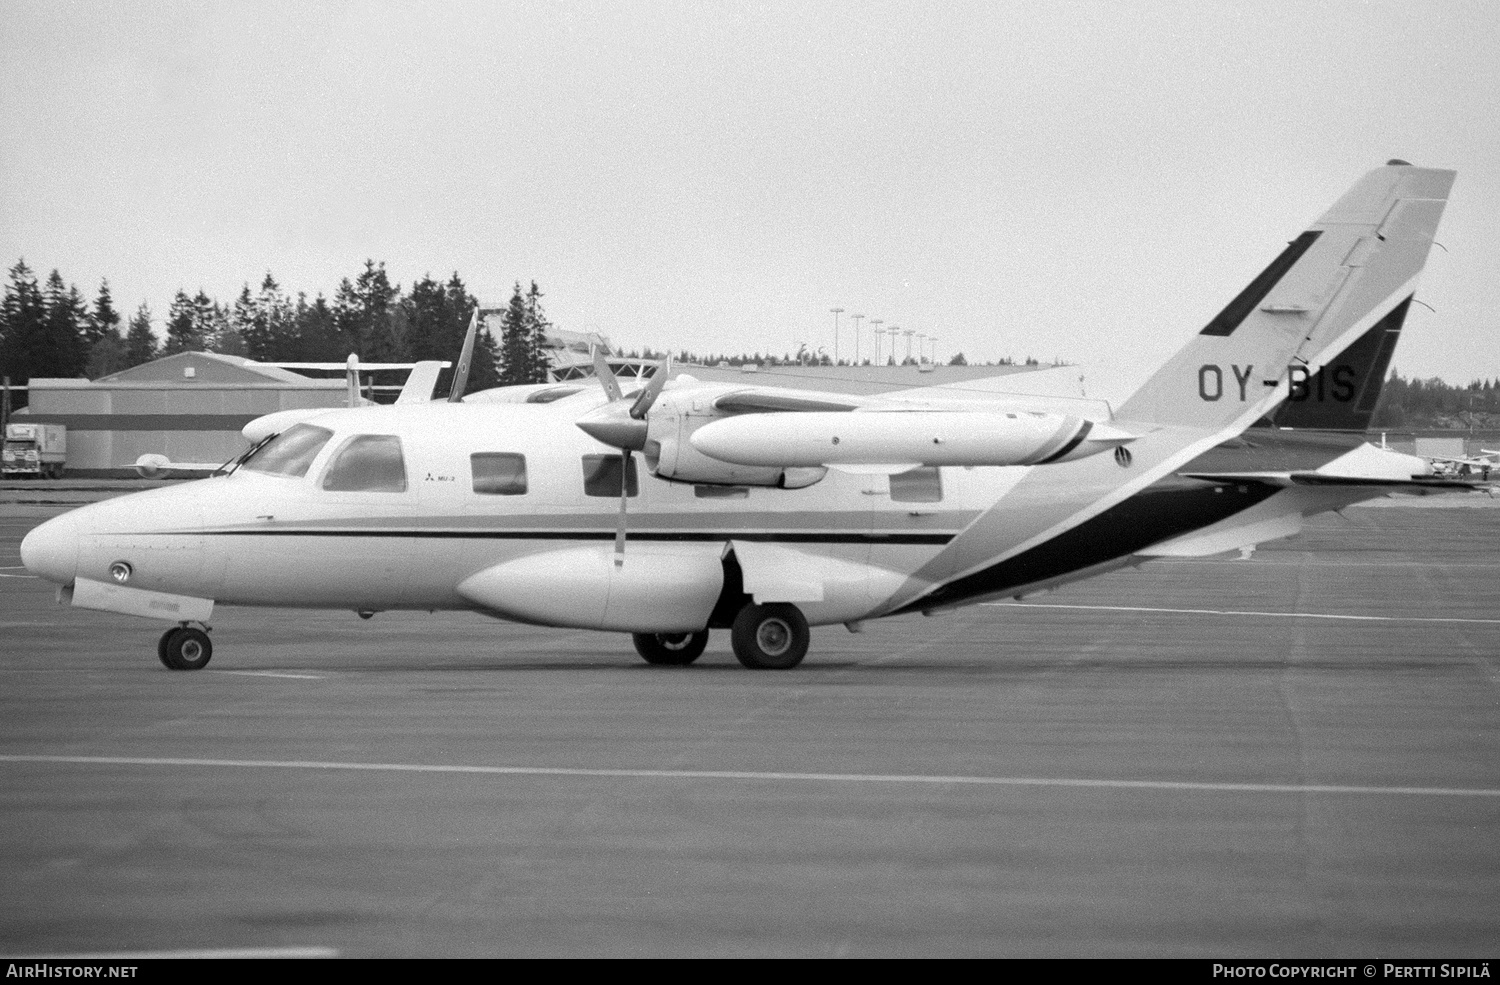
<box><xmin>158</xmin><ymin>623</ymin><xmax>213</xmax><ymax>671</ymax></box>
<box><xmin>633</xmin><ymin>630</ymin><xmax>709</xmax><ymax>666</ymax></box>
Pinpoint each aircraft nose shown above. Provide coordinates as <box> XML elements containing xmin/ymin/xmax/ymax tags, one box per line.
<box><xmin>20</xmin><ymin>511</ymin><xmax>80</xmax><ymax>585</ymax></box>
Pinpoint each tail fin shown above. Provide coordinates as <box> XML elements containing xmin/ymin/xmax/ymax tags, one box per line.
<box><xmin>1118</xmin><ymin>163</ymin><xmax>1454</xmax><ymax>434</ymax></box>
<box><xmin>1260</xmin><ymin>295</ymin><xmax>1408</xmax><ymax>431</ymax></box>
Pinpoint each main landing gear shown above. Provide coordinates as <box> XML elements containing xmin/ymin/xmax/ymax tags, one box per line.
<box><xmin>632</xmin><ymin>603</ymin><xmax>811</xmax><ymax>671</ymax></box>
<box><xmin>158</xmin><ymin>623</ymin><xmax>212</xmax><ymax>671</ymax></box>
<box><xmin>731</xmin><ymin>603</ymin><xmax>809</xmax><ymax>670</ymax></box>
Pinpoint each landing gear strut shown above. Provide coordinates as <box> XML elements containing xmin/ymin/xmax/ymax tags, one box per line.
<box><xmin>731</xmin><ymin>603</ymin><xmax>809</xmax><ymax>670</ymax></box>
<box><xmin>633</xmin><ymin>630</ymin><xmax>709</xmax><ymax>666</ymax></box>
<box><xmin>158</xmin><ymin>624</ymin><xmax>212</xmax><ymax>671</ymax></box>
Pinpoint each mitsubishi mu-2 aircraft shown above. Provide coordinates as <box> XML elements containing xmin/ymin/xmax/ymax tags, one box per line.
<box><xmin>21</xmin><ymin>162</ymin><xmax>1477</xmax><ymax>671</ymax></box>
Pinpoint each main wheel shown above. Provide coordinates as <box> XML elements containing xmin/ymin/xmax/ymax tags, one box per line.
<box><xmin>730</xmin><ymin>603</ymin><xmax>809</xmax><ymax>670</ymax></box>
<box><xmin>633</xmin><ymin>630</ymin><xmax>709</xmax><ymax>666</ymax></box>
<box><xmin>160</xmin><ymin>627</ymin><xmax>212</xmax><ymax>671</ymax></box>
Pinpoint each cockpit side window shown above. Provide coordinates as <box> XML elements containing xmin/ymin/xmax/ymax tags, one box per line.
<box><xmin>322</xmin><ymin>435</ymin><xmax>408</xmax><ymax>492</ymax></box>
<box><xmin>240</xmin><ymin>424</ymin><xmax>334</xmax><ymax>478</ymax></box>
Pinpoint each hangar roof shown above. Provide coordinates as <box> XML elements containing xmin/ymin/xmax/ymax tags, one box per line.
<box><xmin>91</xmin><ymin>351</ymin><xmax>340</xmax><ymax>387</ymax></box>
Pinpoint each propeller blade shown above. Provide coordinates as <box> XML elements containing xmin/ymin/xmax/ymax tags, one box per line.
<box><xmin>615</xmin><ymin>451</ymin><xmax>630</xmax><ymax>566</ymax></box>
<box><xmin>448</xmin><ymin>308</ymin><xmax>479</xmax><ymax>403</ymax></box>
<box><xmin>592</xmin><ymin>346</ymin><xmax>624</xmax><ymax>402</ymax></box>
<box><xmin>629</xmin><ymin>355</ymin><xmax>673</xmax><ymax>420</ymax></box>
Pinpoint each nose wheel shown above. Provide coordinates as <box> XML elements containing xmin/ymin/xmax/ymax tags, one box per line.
<box><xmin>633</xmin><ymin>630</ymin><xmax>709</xmax><ymax>666</ymax></box>
<box><xmin>158</xmin><ymin>625</ymin><xmax>213</xmax><ymax>671</ymax></box>
<box><xmin>731</xmin><ymin>602</ymin><xmax>809</xmax><ymax>670</ymax></box>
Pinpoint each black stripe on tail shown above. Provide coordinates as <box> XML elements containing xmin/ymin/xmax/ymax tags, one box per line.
<box><xmin>1263</xmin><ymin>296</ymin><xmax>1411</xmax><ymax>432</ymax></box>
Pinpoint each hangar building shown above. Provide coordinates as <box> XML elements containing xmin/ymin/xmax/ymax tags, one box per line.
<box><xmin>15</xmin><ymin>352</ymin><xmax>347</xmax><ymax>476</ymax></box>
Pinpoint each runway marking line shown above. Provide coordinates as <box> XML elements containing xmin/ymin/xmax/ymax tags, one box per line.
<box><xmin>2</xmin><ymin>754</ymin><xmax>1496</xmax><ymax>799</ymax></box>
<box><xmin>985</xmin><ymin>602</ymin><xmax>1500</xmax><ymax>626</ymax></box>
<box><xmin>12</xmin><ymin>946</ymin><xmax>339</xmax><ymax>960</ymax></box>
<box><xmin>213</xmin><ymin>670</ymin><xmax>326</xmax><ymax>680</ymax></box>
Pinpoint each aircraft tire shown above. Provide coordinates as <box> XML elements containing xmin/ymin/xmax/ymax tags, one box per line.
<box><xmin>633</xmin><ymin>631</ymin><xmax>709</xmax><ymax>666</ymax></box>
<box><xmin>157</xmin><ymin>628</ymin><xmax>177</xmax><ymax>669</ymax></box>
<box><xmin>161</xmin><ymin>627</ymin><xmax>212</xmax><ymax>671</ymax></box>
<box><xmin>731</xmin><ymin>603</ymin><xmax>808</xmax><ymax>670</ymax></box>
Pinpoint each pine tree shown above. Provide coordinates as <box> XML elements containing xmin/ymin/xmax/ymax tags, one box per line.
<box><xmin>192</xmin><ymin>291</ymin><xmax>226</xmax><ymax>354</ymax></box>
<box><xmin>334</xmin><ymin>260</ymin><xmax>400</xmax><ymax>359</ymax></box>
<box><xmin>470</xmin><ymin>324</ymin><xmax>501</xmax><ymax>393</ymax></box>
<box><xmin>496</xmin><ymin>283</ymin><xmax>531</xmax><ymax>386</ymax></box>
<box><xmin>37</xmin><ymin>270</ymin><xmax>87</xmax><ymax>378</ymax></box>
<box><xmin>295</xmin><ymin>293</ymin><xmax>344</xmax><ymax>361</ymax></box>
<box><xmin>0</xmin><ymin>260</ymin><xmax>46</xmax><ymax>388</ymax></box>
<box><xmin>524</xmin><ymin>281</ymin><xmax>552</xmax><ymax>383</ymax></box>
<box><xmin>231</xmin><ymin>284</ymin><xmax>259</xmax><ymax>358</ymax></box>
<box><xmin>124</xmin><ymin>302</ymin><xmax>158</xmax><ymax>367</ymax></box>
<box><xmin>162</xmin><ymin>290</ymin><xmax>200</xmax><ymax>355</ymax></box>
<box><xmin>88</xmin><ymin>279</ymin><xmax>121</xmax><ymax>348</ymax></box>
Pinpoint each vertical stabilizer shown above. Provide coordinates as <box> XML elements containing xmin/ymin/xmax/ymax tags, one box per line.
<box><xmin>1117</xmin><ymin>163</ymin><xmax>1454</xmax><ymax>434</ymax></box>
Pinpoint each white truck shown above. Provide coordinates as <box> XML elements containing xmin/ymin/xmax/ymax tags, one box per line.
<box><xmin>3</xmin><ymin>422</ymin><xmax>67</xmax><ymax>478</ymax></box>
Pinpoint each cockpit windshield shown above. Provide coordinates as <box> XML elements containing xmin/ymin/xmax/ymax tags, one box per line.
<box><xmin>239</xmin><ymin>424</ymin><xmax>335</xmax><ymax>478</ymax></box>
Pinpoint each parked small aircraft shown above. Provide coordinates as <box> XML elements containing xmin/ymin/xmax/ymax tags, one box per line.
<box><xmin>21</xmin><ymin>162</ymin><xmax>1478</xmax><ymax>670</ymax></box>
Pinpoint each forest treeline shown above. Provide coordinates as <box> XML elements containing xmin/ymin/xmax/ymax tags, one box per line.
<box><xmin>1</xmin><ymin>256</ymin><xmax>1495</xmax><ymax>428</ymax></box>
<box><xmin>0</xmin><ymin>258</ymin><xmax>556</xmax><ymax>402</ymax></box>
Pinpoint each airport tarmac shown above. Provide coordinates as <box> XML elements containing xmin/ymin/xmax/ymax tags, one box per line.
<box><xmin>1</xmin><ymin>497</ymin><xmax>1497</xmax><ymax>958</ymax></box>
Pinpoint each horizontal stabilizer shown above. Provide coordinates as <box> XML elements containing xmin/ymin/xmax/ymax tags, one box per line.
<box><xmin>1181</xmin><ymin>471</ymin><xmax>1484</xmax><ymax>492</ymax></box>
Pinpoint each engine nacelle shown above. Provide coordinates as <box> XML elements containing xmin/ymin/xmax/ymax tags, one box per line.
<box><xmin>644</xmin><ymin>436</ymin><xmax>826</xmax><ymax>489</ymax></box>
<box><xmin>639</xmin><ymin>396</ymin><xmax>826</xmax><ymax>488</ymax></box>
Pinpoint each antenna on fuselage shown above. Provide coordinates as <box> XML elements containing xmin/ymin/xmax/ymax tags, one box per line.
<box><xmin>448</xmin><ymin>308</ymin><xmax>479</xmax><ymax>403</ymax></box>
<box><xmin>345</xmin><ymin>354</ymin><xmax>361</xmax><ymax>409</ymax></box>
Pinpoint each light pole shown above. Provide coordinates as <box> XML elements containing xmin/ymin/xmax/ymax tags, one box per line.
<box><xmin>849</xmin><ymin>314</ymin><xmax>864</xmax><ymax>367</ymax></box>
<box><xmin>829</xmin><ymin>308</ymin><xmax>843</xmax><ymax>366</ymax></box>
<box><xmin>867</xmin><ymin>319</ymin><xmax>882</xmax><ymax>366</ymax></box>
<box><xmin>873</xmin><ymin>327</ymin><xmax>884</xmax><ymax>366</ymax></box>
<box><xmin>903</xmin><ymin>328</ymin><xmax>915</xmax><ymax>364</ymax></box>
<box><xmin>917</xmin><ymin>333</ymin><xmax>927</xmax><ymax>364</ymax></box>
<box><xmin>928</xmin><ymin>336</ymin><xmax>939</xmax><ymax>365</ymax></box>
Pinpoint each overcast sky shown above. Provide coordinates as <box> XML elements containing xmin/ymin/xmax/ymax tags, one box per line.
<box><xmin>2</xmin><ymin>0</ymin><xmax>1496</xmax><ymax>385</ymax></box>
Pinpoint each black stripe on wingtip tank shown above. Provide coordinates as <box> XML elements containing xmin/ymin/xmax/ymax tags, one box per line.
<box><xmin>1200</xmin><ymin>231</ymin><xmax>1322</xmax><ymax>337</ymax></box>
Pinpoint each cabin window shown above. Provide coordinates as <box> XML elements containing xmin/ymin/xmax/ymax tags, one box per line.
<box><xmin>241</xmin><ymin>424</ymin><xmax>334</xmax><ymax>478</ymax></box>
<box><xmin>322</xmin><ymin>435</ymin><xmax>408</xmax><ymax>492</ymax></box>
<box><xmin>581</xmin><ymin>454</ymin><xmax>638</xmax><ymax>497</ymax></box>
<box><xmin>471</xmin><ymin>453</ymin><xmax>528</xmax><ymax>495</ymax></box>
<box><xmin>889</xmin><ymin>466</ymin><xmax>943</xmax><ymax>503</ymax></box>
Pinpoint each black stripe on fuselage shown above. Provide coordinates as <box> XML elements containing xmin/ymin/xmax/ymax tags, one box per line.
<box><xmin>196</xmin><ymin>530</ymin><xmax>956</xmax><ymax>545</ymax></box>
<box><xmin>1200</xmin><ymin>231</ymin><xmax>1322</xmax><ymax>336</ymax></box>
<box><xmin>894</xmin><ymin>476</ymin><xmax>1281</xmax><ymax>613</ymax></box>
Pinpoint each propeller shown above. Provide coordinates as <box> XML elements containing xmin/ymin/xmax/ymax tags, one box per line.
<box><xmin>575</xmin><ymin>350</ymin><xmax>672</xmax><ymax>566</ymax></box>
